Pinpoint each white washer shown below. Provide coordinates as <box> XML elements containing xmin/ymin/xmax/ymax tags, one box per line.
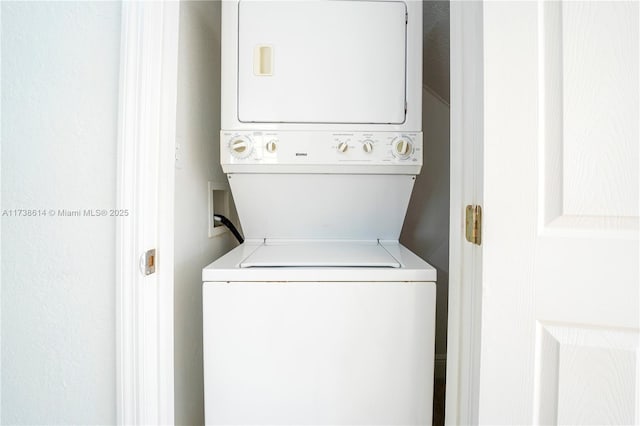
<box><xmin>203</xmin><ymin>241</ymin><xmax>436</xmax><ymax>425</ymax></box>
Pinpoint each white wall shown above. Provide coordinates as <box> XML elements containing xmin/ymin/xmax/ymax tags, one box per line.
<box><xmin>1</xmin><ymin>2</ymin><xmax>121</xmax><ymax>423</ymax></box>
<box><xmin>174</xmin><ymin>2</ymin><xmax>237</xmax><ymax>425</ymax></box>
<box><xmin>401</xmin><ymin>87</ymin><xmax>450</xmax><ymax>379</ymax></box>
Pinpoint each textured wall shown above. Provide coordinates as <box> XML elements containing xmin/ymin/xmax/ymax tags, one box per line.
<box><xmin>174</xmin><ymin>2</ymin><xmax>237</xmax><ymax>424</ymax></box>
<box><xmin>1</xmin><ymin>2</ymin><xmax>121</xmax><ymax>423</ymax></box>
<box><xmin>423</xmin><ymin>1</ymin><xmax>450</xmax><ymax>102</ymax></box>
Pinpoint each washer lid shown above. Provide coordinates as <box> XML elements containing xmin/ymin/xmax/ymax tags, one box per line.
<box><xmin>239</xmin><ymin>242</ymin><xmax>401</xmax><ymax>268</ymax></box>
<box><xmin>202</xmin><ymin>241</ymin><xmax>437</xmax><ymax>282</ymax></box>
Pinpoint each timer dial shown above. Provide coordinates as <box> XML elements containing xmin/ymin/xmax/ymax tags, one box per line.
<box><xmin>392</xmin><ymin>137</ymin><xmax>414</xmax><ymax>160</ymax></box>
<box><xmin>229</xmin><ymin>136</ymin><xmax>253</xmax><ymax>159</ymax></box>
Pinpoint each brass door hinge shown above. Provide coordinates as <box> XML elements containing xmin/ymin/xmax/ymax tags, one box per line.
<box><xmin>465</xmin><ymin>205</ymin><xmax>482</xmax><ymax>245</ymax></box>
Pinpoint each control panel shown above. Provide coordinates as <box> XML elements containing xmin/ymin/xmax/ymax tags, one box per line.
<box><xmin>221</xmin><ymin>131</ymin><xmax>423</xmax><ymax>171</ymax></box>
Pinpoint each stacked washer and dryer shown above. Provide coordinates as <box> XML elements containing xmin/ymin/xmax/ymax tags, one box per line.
<box><xmin>203</xmin><ymin>1</ymin><xmax>436</xmax><ymax>424</ymax></box>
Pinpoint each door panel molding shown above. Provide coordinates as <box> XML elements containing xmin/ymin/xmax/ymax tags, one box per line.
<box><xmin>542</xmin><ymin>215</ymin><xmax>638</xmax><ymax>237</ymax></box>
<box><xmin>534</xmin><ymin>321</ymin><xmax>638</xmax><ymax>425</ymax></box>
<box><xmin>538</xmin><ymin>0</ymin><xmax>564</xmax><ymax>228</ymax></box>
<box><xmin>539</xmin><ymin>0</ymin><xmax>639</xmax><ymax>232</ymax></box>
<box><xmin>561</xmin><ymin>2</ymin><xmax>638</xmax><ymax>218</ymax></box>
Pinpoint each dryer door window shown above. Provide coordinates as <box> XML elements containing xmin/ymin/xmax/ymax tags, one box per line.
<box><xmin>237</xmin><ymin>1</ymin><xmax>407</xmax><ymax>124</ymax></box>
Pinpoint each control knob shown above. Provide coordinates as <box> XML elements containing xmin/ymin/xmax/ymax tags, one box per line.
<box><xmin>362</xmin><ymin>140</ymin><xmax>373</xmax><ymax>153</ymax></box>
<box><xmin>337</xmin><ymin>142</ymin><xmax>349</xmax><ymax>153</ymax></box>
<box><xmin>266</xmin><ymin>140</ymin><xmax>277</xmax><ymax>153</ymax></box>
<box><xmin>392</xmin><ymin>137</ymin><xmax>413</xmax><ymax>160</ymax></box>
<box><xmin>229</xmin><ymin>136</ymin><xmax>253</xmax><ymax>159</ymax></box>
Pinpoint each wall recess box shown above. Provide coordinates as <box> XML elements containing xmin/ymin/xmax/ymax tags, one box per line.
<box><xmin>208</xmin><ymin>181</ymin><xmax>231</xmax><ymax>238</ymax></box>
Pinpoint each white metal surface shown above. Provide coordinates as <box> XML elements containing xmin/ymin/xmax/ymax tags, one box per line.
<box><xmin>477</xmin><ymin>2</ymin><xmax>639</xmax><ymax>425</ymax></box>
<box><xmin>202</xmin><ymin>241</ymin><xmax>437</xmax><ymax>282</ymax></box>
<box><xmin>203</xmin><ymin>279</ymin><xmax>436</xmax><ymax>426</ymax></box>
<box><xmin>228</xmin><ymin>174</ymin><xmax>416</xmax><ymax>241</ymax></box>
<box><xmin>237</xmin><ymin>1</ymin><xmax>406</xmax><ymax>124</ymax></box>
<box><xmin>205</xmin><ymin>2</ymin><xmax>434</xmax><ymax>424</ymax></box>
<box><xmin>240</xmin><ymin>241</ymin><xmax>401</xmax><ymax>268</ymax></box>
<box><xmin>219</xmin><ymin>1</ymin><xmax>424</xmax><ymax>240</ymax></box>
<box><xmin>221</xmin><ymin>0</ymin><xmax>422</xmax><ymax>132</ymax></box>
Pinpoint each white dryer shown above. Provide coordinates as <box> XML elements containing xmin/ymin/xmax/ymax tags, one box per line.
<box><xmin>204</xmin><ymin>1</ymin><xmax>435</xmax><ymax>424</ymax></box>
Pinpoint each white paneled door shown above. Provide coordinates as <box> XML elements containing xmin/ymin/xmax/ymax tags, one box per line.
<box><xmin>479</xmin><ymin>1</ymin><xmax>639</xmax><ymax>424</ymax></box>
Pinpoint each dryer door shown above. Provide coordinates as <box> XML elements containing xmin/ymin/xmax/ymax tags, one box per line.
<box><xmin>237</xmin><ymin>1</ymin><xmax>407</xmax><ymax>124</ymax></box>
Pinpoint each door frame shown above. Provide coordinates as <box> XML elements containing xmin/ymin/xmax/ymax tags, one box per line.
<box><xmin>115</xmin><ymin>1</ymin><xmax>180</xmax><ymax>424</ymax></box>
<box><xmin>445</xmin><ymin>2</ymin><xmax>484</xmax><ymax>425</ymax></box>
